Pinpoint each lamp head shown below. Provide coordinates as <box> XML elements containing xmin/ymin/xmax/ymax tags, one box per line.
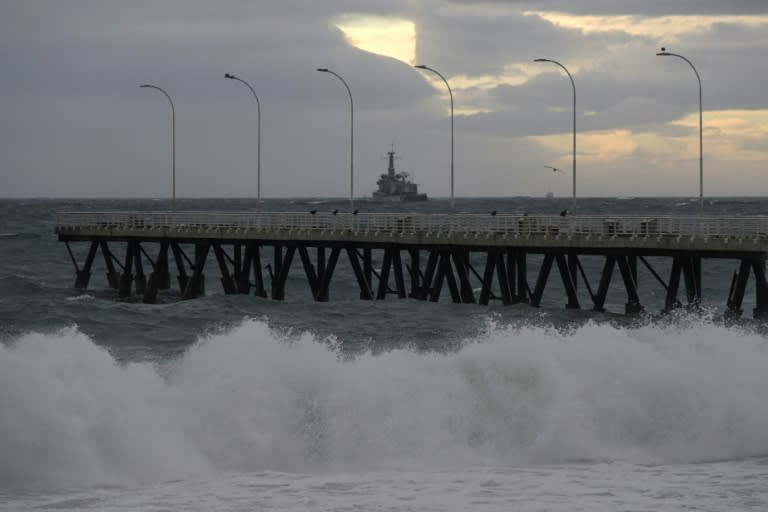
<box><xmin>139</xmin><ymin>84</ymin><xmax>151</xmax><ymax>88</ymax></box>
<box><xmin>533</xmin><ymin>58</ymin><xmax>548</xmax><ymax>62</ymax></box>
<box><xmin>317</xmin><ymin>68</ymin><xmax>329</xmax><ymax>72</ymax></box>
<box><xmin>414</xmin><ymin>65</ymin><xmax>428</xmax><ymax>69</ymax></box>
<box><xmin>225</xmin><ymin>73</ymin><xmax>236</xmax><ymax>79</ymax></box>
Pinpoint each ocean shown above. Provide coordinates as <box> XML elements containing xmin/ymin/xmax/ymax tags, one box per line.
<box><xmin>2</xmin><ymin>197</ymin><xmax>768</xmax><ymax>511</ymax></box>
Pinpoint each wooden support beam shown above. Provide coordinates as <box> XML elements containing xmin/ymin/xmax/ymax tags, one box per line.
<box><xmin>143</xmin><ymin>242</ymin><xmax>170</xmax><ymax>304</ymax></box>
<box><xmin>271</xmin><ymin>245</ymin><xmax>295</xmax><ymax>300</ymax></box>
<box><xmin>665</xmin><ymin>257</ymin><xmax>683</xmax><ymax>312</ymax></box>
<box><xmin>568</xmin><ymin>253</ymin><xmax>578</xmax><ymax>293</ymax></box>
<box><xmin>407</xmin><ymin>249</ymin><xmax>423</xmax><ymax>299</ymax></box>
<box><xmin>155</xmin><ymin>242</ymin><xmax>171</xmax><ymax>289</ymax></box>
<box><xmin>573</xmin><ymin>256</ymin><xmax>597</xmax><ymax>304</ymax></box>
<box><xmin>233</xmin><ymin>243</ymin><xmax>243</xmax><ymax>290</ymax></box>
<box><xmin>317</xmin><ymin>247</ymin><xmax>326</xmax><ymax>279</ymax></box>
<box><xmin>376</xmin><ymin>248</ymin><xmax>394</xmax><ymax>300</ymax></box>
<box><xmin>298</xmin><ymin>245</ymin><xmax>320</xmax><ymax>299</ymax></box>
<box><xmin>363</xmin><ymin>248</ymin><xmax>373</xmax><ymax>291</ymax></box>
<box><xmin>251</xmin><ymin>243</ymin><xmax>267</xmax><ymax>297</ymax></box>
<box><xmin>515</xmin><ymin>251</ymin><xmax>529</xmax><ymax>303</ymax></box>
<box><xmin>100</xmin><ymin>241</ymin><xmax>120</xmax><ymax>289</ymax></box>
<box><xmin>421</xmin><ymin>250</ymin><xmax>439</xmax><ymax>301</ymax></box>
<box><xmin>182</xmin><ymin>243</ymin><xmax>209</xmax><ymax>300</ymax></box>
<box><xmin>726</xmin><ymin>259</ymin><xmax>752</xmax><ymax>319</ymax></box>
<box><xmin>347</xmin><ymin>247</ymin><xmax>373</xmax><ymax>300</ymax></box>
<box><xmin>531</xmin><ymin>254</ymin><xmax>555</xmax><ymax>308</ymax></box>
<box><xmin>753</xmin><ymin>259</ymin><xmax>768</xmax><ymax>319</ymax></box>
<box><xmin>628</xmin><ymin>255</ymin><xmax>638</xmax><ymax>288</ymax></box>
<box><xmin>213</xmin><ymin>243</ymin><xmax>237</xmax><ymax>295</ymax></box>
<box><xmin>316</xmin><ymin>247</ymin><xmax>340</xmax><ymax>302</ymax></box>
<box><xmin>556</xmin><ymin>254</ymin><xmax>580</xmax><ymax>309</ymax></box>
<box><xmin>593</xmin><ymin>255</ymin><xmax>616</xmax><ymax>312</ymax></box>
<box><xmin>495</xmin><ymin>251</ymin><xmax>512</xmax><ymax>305</ymax></box>
<box><xmin>430</xmin><ymin>251</ymin><xmax>460</xmax><ymax>303</ymax></box>
<box><xmin>170</xmin><ymin>242</ymin><xmax>189</xmax><ymax>294</ymax></box>
<box><xmin>443</xmin><ymin>252</ymin><xmax>461</xmax><ymax>303</ymax></box>
<box><xmin>239</xmin><ymin>243</ymin><xmax>253</xmax><ymax>294</ymax></box>
<box><xmin>479</xmin><ymin>250</ymin><xmax>497</xmax><ymax>305</ymax></box>
<box><xmin>118</xmin><ymin>242</ymin><xmax>135</xmax><ymax>298</ymax></box>
<box><xmin>73</xmin><ymin>240</ymin><xmax>99</xmax><ymax>289</ymax></box>
<box><xmin>683</xmin><ymin>256</ymin><xmax>701</xmax><ymax>306</ymax></box>
<box><xmin>638</xmin><ymin>255</ymin><xmax>668</xmax><ymax>292</ymax></box>
<box><xmin>391</xmin><ymin>249</ymin><xmax>407</xmax><ymax>299</ymax></box>
<box><xmin>452</xmin><ymin>250</ymin><xmax>476</xmax><ymax>304</ymax></box>
<box><xmin>617</xmin><ymin>255</ymin><xmax>643</xmax><ymax>315</ymax></box>
<box><xmin>132</xmin><ymin>241</ymin><xmax>146</xmax><ymax>295</ymax></box>
<box><xmin>504</xmin><ymin>250</ymin><xmax>517</xmax><ymax>302</ymax></box>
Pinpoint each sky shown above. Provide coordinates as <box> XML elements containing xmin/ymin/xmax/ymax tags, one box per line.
<box><xmin>1</xmin><ymin>0</ymin><xmax>767</xmax><ymax>199</ymax></box>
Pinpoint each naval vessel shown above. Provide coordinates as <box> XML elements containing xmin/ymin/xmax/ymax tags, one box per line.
<box><xmin>372</xmin><ymin>147</ymin><xmax>427</xmax><ymax>201</ymax></box>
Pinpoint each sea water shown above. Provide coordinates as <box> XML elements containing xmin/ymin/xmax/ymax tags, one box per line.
<box><xmin>1</xmin><ymin>197</ymin><xmax>768</xmax><ymax>511</ymax></box>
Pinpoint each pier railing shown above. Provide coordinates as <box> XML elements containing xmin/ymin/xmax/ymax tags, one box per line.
<box><xmin>55</xmin><ymin>211</ymin><xmax>768</xmax><ymax>241</ymax></box>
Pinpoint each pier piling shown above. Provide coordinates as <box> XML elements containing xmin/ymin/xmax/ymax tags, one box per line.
<box><xmin>54</xmin><ymin>211</ymin><xmax>768</xmax><ymax>319</ymax></box>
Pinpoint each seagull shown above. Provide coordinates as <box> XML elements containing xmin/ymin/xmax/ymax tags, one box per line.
<box><xmin>490</xmin><ymin>210</ymin><xmax>497</xmax><ymax>216</ymax></box>
<box><xmin>332</xmin><ymin>209</ymin><xmax>338</xmax><ymax>215</ymax></box>
<box><xmin>352</xmin><ymin>209</ymin><xmax>359</xmax><ymax>215</ymax></box>
<box><xmin>560</xmin><ymin>209</ymin><xmax>568</xmax><ymax>217</ymax></box>
<box><xmin>310</xmin><ymin>209</ymin><xmax>317</xmax><ymax>215</ymax></box>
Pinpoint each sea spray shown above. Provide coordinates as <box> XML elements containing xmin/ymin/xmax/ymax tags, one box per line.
<box><xmin>2</xmin><ymin>319</ymin><xmax>768</xmax><ymax>490</ymax></box>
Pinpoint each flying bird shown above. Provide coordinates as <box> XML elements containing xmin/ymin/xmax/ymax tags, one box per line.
<box><xmin>543</xmin><ymin>165</ymin><xmax>562</xmax><ymax>173</ymax></box>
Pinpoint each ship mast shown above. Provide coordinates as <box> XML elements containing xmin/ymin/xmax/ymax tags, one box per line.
<box><xmin>387</xmin><ymin>144</ymin><xmax>396</xmax><ymax>179</ymax></box>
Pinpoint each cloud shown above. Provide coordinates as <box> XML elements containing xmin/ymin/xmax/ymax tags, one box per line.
<box><xmin>1</xmin><ymin>0</ymin><xmax>766</xmax><ymax>198</ymax></box>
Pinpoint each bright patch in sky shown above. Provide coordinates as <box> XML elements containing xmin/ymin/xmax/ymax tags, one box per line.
<box><xmin>335</xmin><ymin>14</ymin><xmax>415</xmax><ymax>64</ymax></box>
<box><xmin>524</xmin><ymin>12</ymin><xmax>768</xmax><ymax>39</ymax></box>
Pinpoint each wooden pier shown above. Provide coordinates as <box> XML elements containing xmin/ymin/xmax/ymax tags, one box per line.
<box><xmin>55</xmin><ymin>211</ymin><xmax>768</xmax><ymax>318</ymax></box>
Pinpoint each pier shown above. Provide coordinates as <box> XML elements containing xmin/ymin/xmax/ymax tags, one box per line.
<box><xmin>55</xmin><ymin>211</ymin><xmax>768</xmax><ymax>318</ymax></box>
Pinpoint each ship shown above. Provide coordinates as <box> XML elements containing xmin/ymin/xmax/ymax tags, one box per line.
<box><xmin>372</xmin><ymin>147</ymin><xmax>427</xmax><ymax>201</ymax></box>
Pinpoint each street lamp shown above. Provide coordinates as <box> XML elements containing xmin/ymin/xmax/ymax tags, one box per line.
<box><xmin>139</xmin><ymin>84</ymin><xmax>176</xmax><ymax>209</ymax></box>
<box><xmin>414</xmin><ymin>64</ymin><xmax>454</xmax><ymax>212</ymax></box>
<box><xmin>317</xmin><ymin>68</ymin><xmax>354</xmax><ymax>210</ymax></box>
<box><xmin>656</xmin><ymin>48</ymin><xmax>704</xmax><ymax>213</ymax></box>
<box><xmin>225</xmin><ymin>73</ymin><xmax>262</xmax><ymax>206</ymax></box>
<box><xmin>533</xmin><ymin>59</ymin><xmax>576</xmax><ymax>207</ymax></box>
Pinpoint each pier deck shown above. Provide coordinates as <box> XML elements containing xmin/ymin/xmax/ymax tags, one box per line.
<box><xmin>55</xmin><ymin>211</ymin><xmax>768</xmax><ymax>317</ymax></box>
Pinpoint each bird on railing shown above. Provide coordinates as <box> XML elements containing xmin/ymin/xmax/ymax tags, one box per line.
<box><xmin>352</xmin><ymin>209</ymin><xmax>359</xmax><ymax>215</ymax></box>
<box><xmin>332</xmin><ymin>209</ymin><xmax>338</xmax><ymax>215</ymax></box>
<box><xmin>490</xmin><ymin>210</ymin><xmax>497</xmax><ymax>216</ymax></box>
<box><xmin>560</xmin><ymin>209</ymin><xmax>568</xmax><ymax>217</ymax></box>
<box><xmin>310</xmin><ymin>209</ymin><xmax>317</xmax><ymax>215</ymax></box>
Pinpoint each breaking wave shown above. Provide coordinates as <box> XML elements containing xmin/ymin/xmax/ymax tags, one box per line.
<box><xmin>2</xmin><ymin>319</ymin><xmax>768</xmax><ymax>489</ymax></box>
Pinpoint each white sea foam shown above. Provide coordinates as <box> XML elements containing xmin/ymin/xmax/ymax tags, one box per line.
<box><xmin>2</xmin><ymin>320</ymin><xmax>768</xmax><ymax>490</ymax></box>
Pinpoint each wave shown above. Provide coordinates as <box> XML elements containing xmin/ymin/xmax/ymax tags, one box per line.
<box><xmin>2</xmin><ymin>320</ymin><xmax>768</xmax><ymax>489</ymax></box>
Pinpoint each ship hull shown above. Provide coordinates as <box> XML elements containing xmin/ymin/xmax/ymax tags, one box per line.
<box><xmin>371</xmin><ymin>193</ymin><xmax>428</xmax><ymax>202</ymax></box>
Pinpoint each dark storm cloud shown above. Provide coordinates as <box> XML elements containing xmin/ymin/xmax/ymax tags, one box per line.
<box><xmin>1</xmin><ymin>0</ymin><xmax>766</xmax><ymax>198</ymax></box>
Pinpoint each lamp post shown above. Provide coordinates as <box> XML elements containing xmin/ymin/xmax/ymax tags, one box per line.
<box><xmin>317</xmin><ymin>68</ymin><xmax>354</xmax><ymax>210</ymax></box>
<box><xmin>225</xmin><ymin>73</ymin><xmax>262</xmax><ymax>206</ymax></box>
<box><xmin>414</xmin><ymin>64</ymin><xmax>454</xmax><ymax>212</ymax></box>
<box><xmin>139</xmin><ymin>84</ymin><xmax>176</xmax><ymax>209</ymax></box>
<box><xmin>656</xmin><ymin>48</ymin><xmax>704</xmax><ymax>213</ymax></box>
<box><xmin>533</xmin><ymin>59</ymin><xmax>576</xmax><ymax>207</ymax></box>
